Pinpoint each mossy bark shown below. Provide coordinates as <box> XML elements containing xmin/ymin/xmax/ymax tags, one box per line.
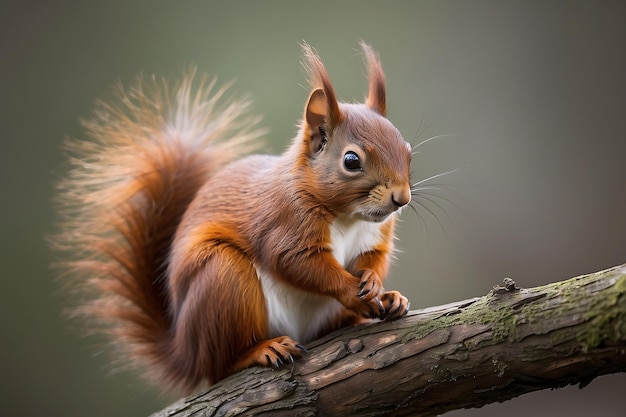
<box><xmin>152</xmin><ymin>264</ymin><xmax>626</xmax><ymax>417</ymax></box>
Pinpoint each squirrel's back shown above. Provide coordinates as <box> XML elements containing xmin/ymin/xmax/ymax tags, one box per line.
<box><xmin>56</xmin><ymin>72</ymin><xmax>263</xmax><ymax>389</ymax></box>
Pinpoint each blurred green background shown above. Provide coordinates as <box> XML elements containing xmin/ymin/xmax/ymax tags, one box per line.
<box><xmin>2</xmin><ymin>1</ymin><xmax>625</xmax><ymax>416</ymax></box>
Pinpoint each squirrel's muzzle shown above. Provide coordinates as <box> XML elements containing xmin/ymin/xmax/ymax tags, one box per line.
<box><xmin>391</xmin><ymin>184</ymin><xmax>411</xmax><ymax>209</ymax></box>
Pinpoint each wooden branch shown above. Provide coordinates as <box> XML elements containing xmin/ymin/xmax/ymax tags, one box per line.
<box><xmin>151</xmin><ymin>264</ymin><xmax>626</xmax><ymax>417</ymax></box>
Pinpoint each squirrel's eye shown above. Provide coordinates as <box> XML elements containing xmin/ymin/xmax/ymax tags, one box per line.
<box><xmin>343</xmin><ymin>151</ymin><xmax>362</xmax><ymax>171</ymax></box>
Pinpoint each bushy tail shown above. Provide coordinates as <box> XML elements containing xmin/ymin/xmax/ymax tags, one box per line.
<box><xmin>55</xmin><ymin>70</ymin><xmax>263</xmax><ymax>391</ymax></box>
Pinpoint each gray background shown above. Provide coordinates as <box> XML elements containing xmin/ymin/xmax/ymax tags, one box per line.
<box><xmin>2</xmin><ymin>1</ymin><xmax>625</xmax><ymax>416</ymax></box>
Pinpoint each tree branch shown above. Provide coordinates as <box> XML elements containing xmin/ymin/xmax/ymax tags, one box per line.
<box><xmin>151</xmin><ymin>264</ymin><xmax>626</xmax><ymax>416</ymax></box>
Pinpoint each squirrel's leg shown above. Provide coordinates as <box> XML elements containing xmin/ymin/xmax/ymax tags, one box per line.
<box><xmin>171</xmin><ymin>244</ymin><xmax>305</xmax><ymax>385</ymax></box>
<box><xmin>170</xmin><ymin>244</ymin><xmax>266</xmax><ymax>384</ymax></box>
<box><xmin>346</xmin><ymin>221</ymin><xmax>410</xmax><ymax>322</ymax></box>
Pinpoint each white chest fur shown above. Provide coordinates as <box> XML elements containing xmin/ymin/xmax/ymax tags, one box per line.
<box><xmin>257</xmin><ymin>216</ymin><xmax>386</xmax><ymax>343</ymax></box>
<box><xmin>329</xmin><ymin>215</ymin><xmax>386</xmax><ymax>267</ymax></box>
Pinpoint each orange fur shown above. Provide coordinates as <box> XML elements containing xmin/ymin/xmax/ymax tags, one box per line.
<box><xmin>57</xmin><ymin>44</ymin><xmax>411</xmax><ymax>394</ymax></box>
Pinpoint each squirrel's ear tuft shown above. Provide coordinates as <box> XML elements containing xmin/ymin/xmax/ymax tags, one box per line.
<box><xmin>361</xmin><ymin>41</ymin><xmax>386</xmax><ymax>117</ymax></box>
<box><xmin>301</xmin><ymin>42</ymin><xmax>342</xmax><ymax>129</ymax></box>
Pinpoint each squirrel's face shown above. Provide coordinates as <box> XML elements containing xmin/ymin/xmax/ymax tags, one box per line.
<box><xmin>311</xmin><ymin>104</ymin><xmax>412</xmax><ymax>222</ymax></box>
<box><xmin>300</xmin><ymin>43</ymin><xmax>411</xmax><ymax>222</ymax></box>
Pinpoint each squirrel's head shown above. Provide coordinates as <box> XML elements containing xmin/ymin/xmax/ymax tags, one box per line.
<box><xmin>295</xmin><ymin>42</ymin><xmax>411</xmax><ymax>223</ymax></box>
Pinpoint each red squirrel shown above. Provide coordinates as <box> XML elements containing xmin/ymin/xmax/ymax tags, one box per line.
<box><xmin>58</xmin><ymin>42</ymin><xmax>412</xmax><ymax>393</ymax></box>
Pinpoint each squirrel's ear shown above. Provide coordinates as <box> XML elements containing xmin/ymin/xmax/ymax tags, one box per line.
<box><xmin>305</xmin><ymin>88</ymin><xmax>329</xmax><ymax>155</ymax></box>
<box><xmin>361</xmin><ymin>42</ymin><xmax>386</xmax><ymax>116</ymax></box>
<box><xmin>301</xmin><ymin>43</ymin><xmax>342</xmax><ymax>131</ymax></box>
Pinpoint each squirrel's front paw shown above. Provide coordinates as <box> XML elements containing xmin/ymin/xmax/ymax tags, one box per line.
<box><xmin>357</xmin><ymin>269</ymin><xmax>383</xmax><ymax>301</ymax></box>
<box><xmin>351</xmin><ymin>269</ymin><xmax>384</xmax><ymax>318</ymax></box>
<box><xmin>380</xmin><ymin>290</ymin><xmax>410</xmax><ymax>321</ymax></box>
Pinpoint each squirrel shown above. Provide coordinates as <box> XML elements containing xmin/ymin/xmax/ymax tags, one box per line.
<box><xmin>57</xmin><ymin>42</ymin><xmax>412</xmax><ymax>394</ymax></box>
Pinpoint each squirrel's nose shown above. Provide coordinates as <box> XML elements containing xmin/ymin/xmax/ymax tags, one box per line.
<box><xmin>391</xmin><ymin>184</ymin><xmax>411</xmax><ymax>208</ymax></box>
